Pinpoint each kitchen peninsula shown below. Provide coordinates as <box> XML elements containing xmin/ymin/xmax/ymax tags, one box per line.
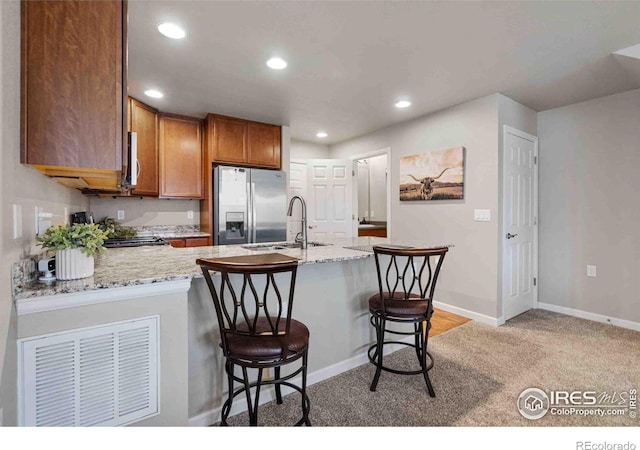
<box><xmin>13</xmin><ymin>237</ymin><xmax>452</xmax><ymax>426</ymax></box>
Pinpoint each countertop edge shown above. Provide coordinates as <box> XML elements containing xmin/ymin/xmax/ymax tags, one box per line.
<box><xmin>15</xmin><ymin>278</ymin><xmax>193</xmax><ymax>316</ymax></box>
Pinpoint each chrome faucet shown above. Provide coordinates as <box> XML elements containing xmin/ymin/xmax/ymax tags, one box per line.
<box><xmin>287</xmin><ymin>195</ymin><xmax>308</xmax><ymax>249</ymax></box>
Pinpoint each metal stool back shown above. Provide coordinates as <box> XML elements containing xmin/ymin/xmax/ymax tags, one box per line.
<box><xmin>197</xmin><ymin>253</ymin><xmax>311</xmax><ymax>426</ymax></box>
<box><xmin>368</xmin><ymin>245</ymin><xmax>449</xmax><ymax>397</ymax></box>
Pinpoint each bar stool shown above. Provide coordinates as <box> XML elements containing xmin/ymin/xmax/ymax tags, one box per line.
<box><xmin>197</xmin><ymin>253</ymin><xmax>311</xmax><ymax>426</ymax></box>
<box><xmin>368</xmin><ymin>245</ymin><xmax>449</xmax><ymax>397</ymax></box>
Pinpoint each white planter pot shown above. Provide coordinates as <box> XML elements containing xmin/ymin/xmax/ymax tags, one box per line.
<box><xmin>56</xmin><ymin>248</ymin><xmax>95</xmax><ymax>280</ymax></box>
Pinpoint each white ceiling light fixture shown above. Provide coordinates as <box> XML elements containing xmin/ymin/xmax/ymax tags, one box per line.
<box><xmin>316</xmin><ymin>131</ymin><xmax>328</xmax><ymax>138</ymax></box>
<box><xmin>158</xmin><ymin>23</ymin><xmax>186</xmax><ymax>39</ymax></box>
<box><xmin>144</xmin><ymin>89</ymin><xmax>164</xmax><ymax>99</ymax></box>
<box><xmin>266</xmin><ymin>57</ymin><xmax>288</xmax><ymax>70</ymax></box>
<box><xmin>394</xmin><ymin>100</ymin><xmax>411</xmax><ymax>108</ymax></box>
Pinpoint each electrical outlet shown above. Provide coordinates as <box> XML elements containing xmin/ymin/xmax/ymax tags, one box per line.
<box><xmin>13</xmin><ymin>204</ymin><xmax>22</xmax><ymax>239</ymax></box>
<box><xmin>587</xmin><ymin>265</ymin><xmax>597</xmax><ymax>277</ymax></box>
<box><xmin>117</xmin><ymin>210</ymin><xmax>125</xmax><ymax>220</ymax></box>
<box><xmin>0</xmin><ymin>407</ymin><xmax>3</xmax><ymax>426</ymax></box>
<box><xmin>64</xmin><ymin>207</ymin><xmax>69</xmax><ymax>225</ymax></box>
<box><xmin>187</xmin><ymin>210</ymin><xmax>194</xmax><ymax>219</ymax></box>
<box><xmin>370</xmin><ymin>210</ymin><xmax>375</xmax><ymax>218</ymax></box>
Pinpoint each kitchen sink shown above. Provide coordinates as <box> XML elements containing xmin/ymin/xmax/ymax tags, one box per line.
<box><xmin>242</xmin><ymin>241</ymin><xmax>331</xmax><ymax>251</ymax></box>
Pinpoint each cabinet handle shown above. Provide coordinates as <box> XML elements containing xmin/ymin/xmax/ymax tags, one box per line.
<box><xmin>136</xmin><ymin>159</ymin><xmax>141</xmax><ymax>178</ymax></box>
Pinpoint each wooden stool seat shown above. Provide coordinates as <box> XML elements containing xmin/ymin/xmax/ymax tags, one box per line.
<box><xmin>369</xmin><ymin>292</ymin><xmax>426</xmax><ymax>317</ymax></box>
<box><xmin>227</xmin><ymin>318</ymin><xmax>310</xmax><ymax>361</ymax></box>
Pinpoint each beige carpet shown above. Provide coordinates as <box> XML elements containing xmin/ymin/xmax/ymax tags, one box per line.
<box><xmin>225</xmin><ymin>309</ymin><xmax>640</xmax><ymax>426</ymax></box>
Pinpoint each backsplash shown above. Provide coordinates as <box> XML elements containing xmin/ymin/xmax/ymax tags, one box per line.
<box><xmin>88</xmin><ymin>197</ymin><xmax>200</xmax><ymax>227</ymax></box>
<box><xmin>133</xmin><ymin>225</ymin><xmax>203</xmax><ymax>237</ymax></box>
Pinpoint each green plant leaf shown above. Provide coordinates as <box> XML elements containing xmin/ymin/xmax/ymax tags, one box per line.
<box><xmin>37</xmin><ymin>223</ymin><xmax>109</xmax><ymax>258</ymax></box>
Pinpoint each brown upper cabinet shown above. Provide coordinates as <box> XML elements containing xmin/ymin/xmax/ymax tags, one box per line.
<box><xmin>205</xmin><ymin>114</ymin><xmax>281</xmax><ymax>169</ymax></box>
<box><xmin>21</xmin><ymin>0</ymin><xmax>126</xmax><ymax>191</ymax></box>
<box><xmin>128</xmin><ymin>98</ymin><xmax>159</xmax><ymax>196</ymax></box>
<box><xmin>159</xmin><ymin>114</ymin><xmax>203</xmax><ymax>199</ymax></box>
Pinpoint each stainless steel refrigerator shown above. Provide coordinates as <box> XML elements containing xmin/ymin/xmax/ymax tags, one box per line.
<box><xmin>213</xmin><ymin>165</ymin><xmax>287</xmax><ymax>245</ymax></box>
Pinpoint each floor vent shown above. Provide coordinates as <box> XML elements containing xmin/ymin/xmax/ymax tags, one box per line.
<box><xmin>18</xmin><ymin>316</ymin><xmax>159</xmax><ymax>427</ymax></box>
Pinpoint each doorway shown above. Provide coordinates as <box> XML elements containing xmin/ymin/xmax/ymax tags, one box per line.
<box><xmin>350</xmin><ymin>148</ymin><xmax>392</xmax><ymax>238</ymax></box>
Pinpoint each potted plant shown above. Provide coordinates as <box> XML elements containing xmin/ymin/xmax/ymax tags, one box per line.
<box><xmin>37</xmin><ymin>223</ymin><xmax>109</xmax><ymax>280</ymax></box>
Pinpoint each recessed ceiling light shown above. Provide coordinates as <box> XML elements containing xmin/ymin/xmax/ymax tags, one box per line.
<box><xmin>158</xmin><ymin>23</ymin><xmax>186</xmax><ymax>39</ymax></box>
<box><xmin>144</xmin><ymin>89</ymin><xmax>164</xmax><ymax>99</ymax></box>
<box><xmin>267</xmin><ymin>57</ymin><xmax>288</xmax><ymax>70</ymax></box>
<box><xmin>395</xmin><ymin>100</ymin><xmax>411</xmax><ymax>108</ymax></box>
<box><xmin>316</xmin><ymin>132</ymin><xmax>328</xmax><ymax>138</ymax></box>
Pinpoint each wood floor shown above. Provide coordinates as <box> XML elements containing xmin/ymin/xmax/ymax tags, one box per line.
<box><xmin>429</xmin><ymin>308</ymin><xmax>471</xmax><ymax>337</ymax></box>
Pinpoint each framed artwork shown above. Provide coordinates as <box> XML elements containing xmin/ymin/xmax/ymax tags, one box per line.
<box><xmin>399</xmin><ymin>146</ymin><xmax>465</xmax><ymax>201</ymax></box>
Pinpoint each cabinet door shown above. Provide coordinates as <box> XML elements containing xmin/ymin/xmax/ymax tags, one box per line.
<box><xmin>129</xmin><ymin>98</ymin><xmax>159</xmax><ymax>196</ymax></box>
<box><xmin>21</xmin><ymin>0</ymin><xmax>124</xmax><ymax>170</ymax></box>
<box><xmin>159</xmin><ymin>114</ymin><xmax>203</xmax><ymax>199</ymax></box>
<box><xmin>185</xmin><ymin>237</ymin><xmax>209</xmax><ymax>247</ymax></box>
<box><xmin>211</xmin><ymin>115</ymin><xmax>247</xmax><ymax>164</ymax></box>
<box><xmin>166</xmin><ymin>239</ymin><xmax>186</xmax><ymax>248</ymax></box>
<box><xmin>247</xmin><ymin>122</ymin><xmax>281</xmax><ymax>168</ymax></box>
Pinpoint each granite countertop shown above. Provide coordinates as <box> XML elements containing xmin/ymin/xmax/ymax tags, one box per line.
<box><xmin>13</xmin><ymin>236</ymin><xmax>453</xmax><ymax>301</ymax></box>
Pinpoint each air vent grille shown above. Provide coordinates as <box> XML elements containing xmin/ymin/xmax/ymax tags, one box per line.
<box><xmin>19</xmin><ymin>316</ymin><xmax>159</xmax><ymax>426</ymax></box>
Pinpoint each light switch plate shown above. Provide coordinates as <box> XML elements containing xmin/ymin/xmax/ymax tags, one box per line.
<box><xmin>13</xmin><ymin>204</ymin><xmax>22</xmax><ymax>239</ymax></box>
<box><xmin>587</xmin><ymin>265</ymin><xmax>597</xmax><ymax>277</ymax></box>
<box><xmin>117</xmin><ymin>210</ymin><xmax>125</xmax><ymax>220</ymax></box>
<box><xmin>474</xmin><ymin>209</ymin><xmax>491</xmax><ymax>222</ymax></box>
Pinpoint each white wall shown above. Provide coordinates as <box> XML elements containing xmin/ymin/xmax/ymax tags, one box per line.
<box><xmin>331</xmin><ymin>95</ymin><xmax>501</xmax><ymax>319</ymax></box>
<box><xmin>0</xmin><ymin>0</ymin><xmax>90</xmax><ymax>425</ymax></box>
<box><xmin>290</xmin><ymin>139</ymin><xmax>330</xmax><ymax>160</ymax></box>
<box><xmin>89</xmin><ymin>198</ymin><xmax>200</xmax><ymax>227</ymax></box>
<box><xmin>537</xmin><ymin>89</ymin><xmax>640</xmax><ymax>323</ymax></box>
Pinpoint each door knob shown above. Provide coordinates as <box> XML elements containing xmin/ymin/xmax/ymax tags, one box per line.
<box><xmin>506</xmin><ymin>233</ymin><xmax>518</xmax><ymax>239</ymax></box>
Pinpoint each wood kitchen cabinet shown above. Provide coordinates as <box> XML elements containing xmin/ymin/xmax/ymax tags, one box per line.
<box><xmin>21</xmin><ymin>0</ymin><xmax>126</xmax><ymax>191</ymax></box>
<box><xmin>159</xmin><ymin>114</ymin><xmax>203</xmax><ymax>199</ymax></box>
<box><xmin>128</xmin><ymin>97</ymin><xmax>159</xmax><ymax>196</ymax></box>
<box><xmin>204</xmin><ymin>114</ymin><xmax>281</xmax><ymax>169</ymax></box>
<box><xmin>247</xmin><ymin>122</ymin><xmax>281</xmax><ymax>168</ymax></box>
<box><xmin>166</xmin><ymin>237</ymin><xmax>209</xmax><ymax>248</ymax></box>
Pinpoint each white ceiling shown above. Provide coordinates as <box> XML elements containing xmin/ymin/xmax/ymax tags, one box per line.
<box><xmin>128</xmin><ymin>1</ymin><xmax>640</xmax><ymax>145</ymax></box>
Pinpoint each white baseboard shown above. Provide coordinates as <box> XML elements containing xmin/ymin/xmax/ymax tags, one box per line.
<box><xmin>432</xmin><ymin>300</ymin><xmax>500</xmax><ymax>327</ymax></box>
<box><xmin>537</xmin><ymin>302</ymin><xmax>640</xmax><ymax>332</ymax></box>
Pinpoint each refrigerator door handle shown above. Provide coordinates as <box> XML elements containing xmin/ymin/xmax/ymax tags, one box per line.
<box><xmin>251</xmin><ymin>182</ymin><xmax>257</xmax><ymax>242</ymax></box>
<box><xmin>246</xmin><ymin>178</ymin><xmax>252</xmax><ymax>243</ymax></box>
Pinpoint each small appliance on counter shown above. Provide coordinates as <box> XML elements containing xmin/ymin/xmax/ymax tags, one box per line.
<box><xmin>71</xmin><ymin>211</ymin><xmax>94</xmax><ymax>224</ymax></box>
<box><xmin>38</xmin><ymin>257</ymin><xmax>56</xmax><ymax>283</ymax></box>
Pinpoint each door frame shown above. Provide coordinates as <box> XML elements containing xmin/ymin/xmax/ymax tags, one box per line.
<box><xmin>501</xmin><ymin>126</ymin><xmax>539</xmax><ymax>324</ymax></box>
<box><xmin>349</xmin><ymin>147</ymin><xmax>392</xmax><ymax>238</ymax></box>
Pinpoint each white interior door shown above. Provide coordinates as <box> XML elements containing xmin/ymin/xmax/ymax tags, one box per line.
<box><xmin>307</xmin><ymin>159</ymin><xmax>353</xmax><ymax>241</ymax></box>
<box><xmin>288</xmin><ymin>159</ymin><xmax>308</xmax><ymax>241</ymax></box>
<box><xmin>502</xmin><ymin>127</ymin><xmax>538</xmax><ymax>321</ymax></box>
